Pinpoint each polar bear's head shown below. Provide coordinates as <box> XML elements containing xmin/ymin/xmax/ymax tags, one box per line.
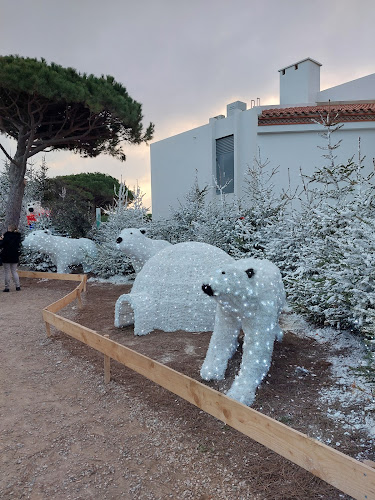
<box><xmin>27</xmin><ymin>201</ymin><xmax>44</xmax><ymax>214</ymax></box>
<box><xmin>202</xmin><ymin>257</ymin><xmax>286</xmax><ymax>320</ymax></box>
<box><xmin>202</xmin><ymin>259</ymin><xmax>258</xmax><ymax>318</ymax></box>
<box><xmin>23</xmin><ymin>229</ymin><xmax>51</xmax><ymax>250</ymax></box>
<box><xmin>116</xmin><ymin>228</ymin><xmax>147</xmax><ymax>252</ymax></box>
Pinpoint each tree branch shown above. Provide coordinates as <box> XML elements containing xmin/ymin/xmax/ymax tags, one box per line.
<box><xmin>0</xmin><ymin>141</ymin><xmax>22</xmax><ymax>167</ymax></box>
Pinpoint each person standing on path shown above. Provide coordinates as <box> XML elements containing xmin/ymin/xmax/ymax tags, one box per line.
<box><xmin>0</xmin><ymin>224</ymin><xmax>22</xmax><ymax>292</ymax></box>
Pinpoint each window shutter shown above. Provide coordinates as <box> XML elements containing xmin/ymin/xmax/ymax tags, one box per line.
<box><xmin>216</xmin><ymin>135</ymin><xmax>234</xmax><ymax>155</ymax></box>
<box><xmin>216</xmin><ymin>135</ymin><xmax>234</xmax><ymax>194</ymax></box>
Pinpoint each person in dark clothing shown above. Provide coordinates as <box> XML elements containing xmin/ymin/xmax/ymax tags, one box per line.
<box><xmin>0</xmin><ymin>224</ymin><xmax>22</xmax><ymax>292</ymax></box>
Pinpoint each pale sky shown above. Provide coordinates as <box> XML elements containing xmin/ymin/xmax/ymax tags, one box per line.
<box><xmin>1</xmin><ymin>0</ymin><xmax>375</xmax><ymax>210</ymax></box>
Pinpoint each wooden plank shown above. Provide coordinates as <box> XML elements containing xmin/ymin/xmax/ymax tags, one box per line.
<box><xmin>19</xmin><ymin>271</ymin><xmax>86</xmax><ymax>313</ymax></box>
<box><xmin>104</xmin><ymin>335</ymin><xmax>111</xmax><ymax>384</ymax></box>
<box><xmin>42</xmin><ymin>309</ymin><xmax>375</xmax><ymax>500</ymax></box>
<box><xmin>45</xmin><ymin>289</ymin><xmax>78</xmax><ymax>313</ymax></box>
<box><xmin>18</xmin><ymin>270</ymin><xmax>85</xmax><ymax>282</ymax></box>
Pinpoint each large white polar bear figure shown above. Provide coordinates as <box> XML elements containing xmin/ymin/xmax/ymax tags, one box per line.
<box><xmin>200</xmin><ymin>257</ymin><xmax>285</xmax><ymax>406</ymax></box>
<box><xmin>114</xmin><ymin>241</ymin><xmax>234</xmax><ymax>333</ymax></box>
<box><xmin>23</xmin><ymin>230</ymin><xmax>97</xmax><ymax>274</ymax></box>
<box><xmin>116</xmin><ymin>228</ymin><xmax>171</xmax><ymax>273</ymax></box>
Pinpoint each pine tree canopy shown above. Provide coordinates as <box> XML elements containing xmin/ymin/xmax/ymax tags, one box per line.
<box><xmin>46</xmin><ymin>172</ymin><xmax>133</xmax><ymax>208</ymax></box>
<box><xmin>0</xmin><ymin>55</ymin><xmax>154</xmax><ymax>161</ymax></box>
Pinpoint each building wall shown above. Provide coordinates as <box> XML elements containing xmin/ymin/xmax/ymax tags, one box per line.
<box><xmin>318</xmin><ymin>73</ymin><xmax>375</xmax><ymax>103</ymax></box>
<box><xmin>150</xmin><ymin>125</ymin><xmax>213</xmax><ymax>220</ymax></box>
<box><xmin>258</xmin><ymin>122</ymin><xmax>375</xmax><ymax>206</ymax></box>
<box><xmin>151</xmin><ymin>108</ymin><xmax>259</xmax><ymax>219</ymax></box>
<box><xmin>212</xmin><ymin>108</ymin><xmax>259</xmax><ymax>201</ymax></box>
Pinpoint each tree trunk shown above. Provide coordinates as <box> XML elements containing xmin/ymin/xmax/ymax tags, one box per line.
<box><xmin>2</xmin><ymin>133</ymin><xmax>28</xmax><ymax>233</ymax></box>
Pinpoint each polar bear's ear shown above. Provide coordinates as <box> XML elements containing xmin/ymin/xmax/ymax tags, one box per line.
<box><xmin>140</xmin><ymin>229</ymin><xmax>146</xmax><ymax>234</ymax></box>
<box><xmin>245</xmin><ymin>268</ymin><xmax>255</xmax><ymax>278</ymax></box>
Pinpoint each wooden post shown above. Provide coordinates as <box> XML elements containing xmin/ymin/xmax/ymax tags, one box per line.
<box><xmin>77</xmin><ymin>289</ymin><xmax>82</xmax><ymax>309</ymax></box>
<box><xmin>104</xmin><ymin>334</ymin><xmax>111</xmax><ymax>384</ymax></box>
<box><xmin>45</xmin><ymin>321</ymin><xmax>51</xmax><ymax>337</ymax></box>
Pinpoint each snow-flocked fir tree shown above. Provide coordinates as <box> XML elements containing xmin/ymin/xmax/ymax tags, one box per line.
<box><xmin>231</xmin><ymin>149</ymin><xmax>294</xmax><ymax>260</ymax></box>
<box><xmin>149</xmin><ymin>173</ymin><xmax>246</xmax><ymax>255</ymax></box>
<box><xmin>282</xmin><ymin>112</ymin><xmax>375</xmax><ymax>348</ymax></box>
<box><xmin>88</xmin><ymin>181</ymin><xmax>149</xmax><ymax>278</ymax></box>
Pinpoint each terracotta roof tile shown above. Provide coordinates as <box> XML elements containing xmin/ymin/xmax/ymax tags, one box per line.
<box><xmin>259</xmin><ymin>103</ymin><xmax>375</xmax><ymax>126</ymax></box>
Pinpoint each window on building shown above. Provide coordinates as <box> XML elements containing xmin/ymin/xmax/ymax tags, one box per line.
<box><xmin>216</xmin><ymin>135</ymin><xmax>234</xmax><ymax>194</ymax></box>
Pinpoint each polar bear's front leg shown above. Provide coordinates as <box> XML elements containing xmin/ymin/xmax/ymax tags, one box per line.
<box><xmin>200</xmin><ymin>306</ymin><xmax>241</xmax><ymax>381</ymax></box>
<box><xmin>82</xmin><ymin>260</ymin><xmax>93</xmax><ymax>273</ymax></box>
<box><xmin>56</xmin><ymin>260</ymin><xmax>69</xmax><ymax>274</ymax></box>
<box><xmin>226</xmin><ymin>317</ymin><xmax>275</xmax><ymax>406</ymax></box>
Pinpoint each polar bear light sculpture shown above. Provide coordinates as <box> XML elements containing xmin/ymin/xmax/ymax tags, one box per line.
<box><xmin>116</xmin><ymin>228</ymin><xmax>171</xmax><ymax>273</ymax></box>
<box><xmin>114</xmin><ymin>241</ymin><xmax>234</xmax><ymax>334</ymax></box>
<box><xmin>201</xmin><ymin>257</ymin><xmax>285</xmax><ymax>406</ymax></box>
<box><xmin>23</xmin><ymin>230</ymin><xmax>97</xmax><ymax>274</ymax></box>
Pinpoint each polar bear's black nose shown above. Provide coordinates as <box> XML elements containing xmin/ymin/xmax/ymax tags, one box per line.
<box><xmin>116</xmin><ymin>237</ymin><xmax>123</xmax><ymax>243</ymax></box>
<box><xmin>202</xmin><ymin>284</ymin><xmax>214</xmax><ymax>296</ymax></box>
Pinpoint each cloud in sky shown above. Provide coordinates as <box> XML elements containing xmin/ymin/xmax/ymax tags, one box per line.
<box><xmin>1</xmin><ymin>0</ymin><xmax>375</xmax><ymax>210</ymax></box>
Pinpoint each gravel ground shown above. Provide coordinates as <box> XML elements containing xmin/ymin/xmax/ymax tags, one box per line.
<box><xmin>1</xmin><ymin>268</ymin><xmax>373</xmax><ymax>499</ymax></box>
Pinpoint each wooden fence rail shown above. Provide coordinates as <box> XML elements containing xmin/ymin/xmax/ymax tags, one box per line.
<box><xmin>20</xmin><ymin>270</ymin><xmax>375</xmax><ymax>500</ymax></box>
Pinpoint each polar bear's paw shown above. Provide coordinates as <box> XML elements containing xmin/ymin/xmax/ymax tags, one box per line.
<box><xmin>200</xmin><ymin>362</ymin><xmax>226</xmax><ymax>381</ymax></box>
<box><xmin>226</xmin><ymin>385</ymin><xmax>256</xmax><ymax>406</ymax></box>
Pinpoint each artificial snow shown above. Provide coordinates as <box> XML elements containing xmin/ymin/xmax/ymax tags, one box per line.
<box><xmin>88</xmin><ymin>275</ymin><xmax>134</xmax><ymax>285</ymax></box>
<box><xmin>200</xmin><ymin>257</ymin><xmax>285</xmax><ymax>406</ymax></box>
<box><xmin>23</xmin><ymin>230</ymin><xmax>97</xmax><ymax>274</ymax></box>
<box><xmin>282</xmin><ymin>312</ymin><xmax>375</xmax><ymax>440</ymax></box>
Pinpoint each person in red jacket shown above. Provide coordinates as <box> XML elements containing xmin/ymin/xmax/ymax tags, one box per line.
<box><xmin>0</xmin><ymin>224</ymin><xmax>22</xmax><ymax>292</ymax></box>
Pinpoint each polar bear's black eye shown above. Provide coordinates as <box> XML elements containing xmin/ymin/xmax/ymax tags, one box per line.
<box><xmin>130</xmin><ymin>232</ymin><xmax>133</xmax><ymax>235</ymax></box>
<box><xmin>245</xmin><ymin>268</ymin><xmax>254</xmax><ymax>278</ymax></box>
<box><xmin>221</xmin><ymin>271</ymin><xmax>226</xmax><ymax>275</ymax></box>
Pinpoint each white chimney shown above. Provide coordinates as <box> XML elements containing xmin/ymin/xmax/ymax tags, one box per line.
<box><xmin>279</xmin><ymin>58</ymin><xmax>321</xmax><ymax>105</ymax></box>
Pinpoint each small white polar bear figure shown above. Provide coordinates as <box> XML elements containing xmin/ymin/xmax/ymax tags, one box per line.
<box><xmin>116</xmin><ymin>228</ymin><xmax>172</xmax><ymax>273</ymax></box>
<box><xmin>200</xmin><ymin>257</ymin><xmax>285</xmax><ymax>406</ymax></box>
<box><xmin>23</xmin><ymin>230</ymin><xmax>97</xmax><ymax>274</ymax></box>
<box><xmin>114</xmin><ymin>241</ymin><xmax>234</xmax><ymax>333</ymax></box>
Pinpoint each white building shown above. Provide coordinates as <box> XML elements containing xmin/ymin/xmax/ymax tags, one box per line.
<box><xmin>151</xmin><ymin>58</ymin><xmax>375</xmax><ymax>219</ymax></box>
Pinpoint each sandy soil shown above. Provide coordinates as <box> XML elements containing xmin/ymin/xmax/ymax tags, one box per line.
<box><xmin>0</xmin><ymin>267</ymin><xmax>373</xmax><ymax>499</ymax></box>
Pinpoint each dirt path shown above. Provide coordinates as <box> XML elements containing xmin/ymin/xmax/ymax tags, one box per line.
<box><xmin>0</xmin><ymin>269</ymin><xmax>372</xmax><ymax>499</ymax></box>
